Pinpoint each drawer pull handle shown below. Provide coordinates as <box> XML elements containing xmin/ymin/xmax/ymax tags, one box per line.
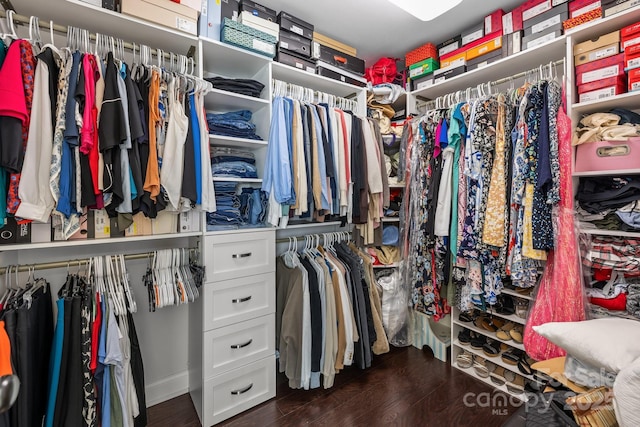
<box><xmin>230</xmin><ymin>339</ymin><xmax>253</xmax><ymax>349</ymax></box>
<box><xmin>230</xmin><ymin>383</ymin><xmax>253</xmax><ymax>395</ymax></box>
<box><xmin>232</xmin><ymin>296</ymin><xmax>252</xmax><ymax>304</ymax></box>
<box><xmin>232</xmin><ymin>252</ymin><xmax>252</xmax><ymax>259</ymax></box>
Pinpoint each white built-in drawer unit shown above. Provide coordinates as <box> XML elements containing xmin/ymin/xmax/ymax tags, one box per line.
<box><xmin>203</xmin><ymin>314</ymin><xmax>275</xmax><ymax>378</ymax></box>
<box><xmin>203</xmin><ymin>273</ymin><xmax>275</xmax><ymax>331</ymax></box>
<box><xmin>203</xmin><ymin>356</ymin><xmax>276</xmax><ymax>426</ymax></box>
<box><xmin>203</xmin><ymin>232</ymin><xmax>275</xmax><ymax>282</ymax></box>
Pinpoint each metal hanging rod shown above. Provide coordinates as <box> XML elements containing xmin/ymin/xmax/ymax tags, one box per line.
<box><xmin>0</xmin><ymin>9</ymin><xmax>195</xmax><ymax>60</ymax></box>
<box><xmin>271</xmin><ymin>78</ymin><xmax>360</xmax><ymax>113</ymax></box>
<box><xmin>1</xmin><ymin>247</ymin><xmax>198</xmax><ymax>274</ymax></box>
<box><xmin>276</xmin><ymin>231</ymin><xmax>351</xmax><ymax>244</ymax></box>
<box><xmin>420</xmin><ymin>58</ymin><xmax>566</xmax><ymax>110</ymax></box>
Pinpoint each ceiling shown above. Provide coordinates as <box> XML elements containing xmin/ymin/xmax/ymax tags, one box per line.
<box><xmin>260</xmin><ymin>0</ymin><xmax>523</xmax><ymax>65</ymax></box>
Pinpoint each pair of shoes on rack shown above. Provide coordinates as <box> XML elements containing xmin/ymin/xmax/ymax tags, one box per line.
<box><xmin>495</xmin><ymin>322</ymin><xmax>524</xmax><ymax>343</ymax></box>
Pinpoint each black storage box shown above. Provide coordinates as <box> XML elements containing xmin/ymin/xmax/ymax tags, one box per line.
<box><xmin>277</xmin><ymin>11</ymin><xmax>314</xmax><ymax>40</ymax></box>
<box><xmin>313</xmin><ymin>43</ymin><xmax>365</xmax><ymax>76</ymax></box>
<box><xmin>433</xmin><ymin>64</ymin><xmax>467</xmax><ymax>83</ymax></box>
<box><xmin>239</xmin><ymin>0</ymin><xmax>276</xmax><ymax>21</ymax></box>
<box><xmin>316</xmin><ymin>61</ymin><xmax>367</xmax><ymax>87</ymax></box>
<box><xmin>279</xmin><ymin>29</ymin><xmax>312</xmax><ymax>58</ymax></box>
<box><xmin>276</xmin><ymin>49</ymin><xmax>316</xmax><ymax>73</ymax></box>
<box><xmin>437</xmin><ymin>35</ymin><xmax>462</xmax><ymax>57</ymax></box>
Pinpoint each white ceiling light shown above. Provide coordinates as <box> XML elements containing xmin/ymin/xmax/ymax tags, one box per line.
<box><xmin>387</xmin><ymin>0</ymin><xmax>464</xmax><ymax>21</ymax></box>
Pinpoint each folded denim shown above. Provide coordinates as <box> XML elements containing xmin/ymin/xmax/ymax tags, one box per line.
<box><xmin>239</xmin><ymin>188</ymin><xmax>266</xmax><ymax>225</ymax></box>
<box><xmin>205</xmin><ymin>77</ymin><xmax>265</xmax><ymax>98</ymax></box>
<box><xmin>214</xmin><ymin>182</ymin><xmax>237</xmax><ymax>192</ymax></box>
<box><xmin>212</xmin><ymin>155</ymin><xmax>256</xmax><ymax>165</ymax></box>
<box><xmin>208</xmin><ymin>119</ymin><xmax>256</xmax><ymax>131</ymax></box>
<box><xmin>207</xmin><ymin>110</ymin><xmax>253</xmax><ymax>122</ymax></box>
<box><xmin>211</xmin><ymin>147</ymin><xmax>256</xmax><ymax>160</ymax></box>
<box><xmin>211</xmin><ymin>161</ymin><xmax>258</xmax><ymax>178</ymax></box>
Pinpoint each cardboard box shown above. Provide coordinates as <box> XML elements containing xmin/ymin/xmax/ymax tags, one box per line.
<box><xmin>312</xmin><ymin>43</ymin><xmax>365</xmax><ymax>75</ymax></box>
<box><xmin>509</xmin><ymin>30</ymin><xmax>524</xmax><ymax>54</ymax></box>
<box><xmin>522</xmin><ymin>0</ymin><xmax>553</xmax><ymax>21</ymax></box>
<box><xmin>467</xmin><ymin>48</ymin><xmax>504</xmax><ymax>70</ymax></box>
<box><xmin>316</xmin><ymin>61</ymin><xmax>368</xmax><ymax>87</ymax></box>
<box><xmin>0</xmin><ymin>217</ymin><xmax>31</xmax><ymax>245</ymax></box>
<box><xmin>125</xmin><ymin>212</ymin><xmax>153</xmax><ymax>236</ymax></box>
<box><xmin>577</xmin><ymin>74</ymin><xmax>626</xmax><ymax>93</ymax></box>
<box><xmin>221</xmin><ymin>17</ymin><xmax>277</xmax><ymax>57</ymax></box>
<box><xmin>239</xmin><ymin>11</ymin><xmax>279</xmax><ymax>39</ymax></box>
<box><xmin>462</xmin><ymin>22</ymin><xmax>485</xmax><ymax>46</ymax></box>
<box><xmin>437</xmin><ymin>35</ymin><xmax>462</xmax><ymax>57</ymax></box>
<box><xmin>68</xmin><ymin>210</ymin><xmax>88</xmax><ymax>240</ymax></box>
<box><xmin>440</xmin><ymin>51</ymin><xmax>467</xmax><ymax>69</ymax></box>
<box><xmin>553</xmin><ymin>0</ymin><xmax>569</xmax><ymax>4</ymax></box>
<box><xmin>570</xmin><ymin>0</ymin><xmax>602</xmax><ymax>18</ymax></box>
<box><xmin>433</xmin><ymin>64</ymin><xmax>467</xmax><ymax>83</ymax></box>
<box><xmin>575</xmin><ymin>52</ymin><xmax>624</xmax><ymax>84</ymax></box>
<box><xmin>172</xmin><ymin>0</ymin><xmax>201</xmax><ymax>11</ymax></box>
<box><xmin>629</xmin><ymin>67</ymin><xmax>640</xmax><ymax>91</ymax></box>
<box><xmin>276</xmin><ymin>49</ymin><xmax>316</xmax><ymax>73</ymax></box>
<box><xmin>604</xmin><ymin>0</ymin><xmax>640</xmax><ymax>16</ymax></box>
<box><xmin>524</xmin><ymin>28</ymin><xmax>562</xmax><ymax>49</ymax></box>
<box><xmin>88</xmin><ymin>209</ymin><xmax>111</xmax><ymax>239</ymax></box>
<box><xmin>313</xmin><ymin>32</ymin><xmax>357</xmax><ymax>57</ymax></box>
<box><xmin>31</xmin><ymin>220</ymin><xmax>51</xmax><ymax>243</ymax></box>
<box><xmin>466</xmin><ymin>32</ymin><xmax>503</xmax><ymax>60</ymax></box>
<box><xmin>152</xmin><ymin>211</ymin><xmax>178</xmax><ymax>235</ymax></box>
<box><xmin>239</xmin><ymin>0</ymin><xmax>276</xmax><ymax>21</ymax></box>
<box><xmin>578</xmin><ymin>80</ymin><xmax>625</xmax><ymax>101</ymax></box>
<box><xmin>625</xmin><ymin>50</ymin><xmax>640</xmax><ymax>69</ymax></box>
<box><xmin>410</xmin><ymin>74</ymin><xmax>435</xmax><ymax>91</ymax></box>
<box><xmin>524</xmin><ymin>4</ymin><xmax>569</xmax><ymax>35</ymax></box>
<box><xmin>405</xmin><ymin>42</ymin><xmax>437</xmax><ymax>67</ymax></box>
<box><xmin>179</xmin><ymin>211</ymin><xmax>201</xmax><ymax>233</ymax></box>
<box><xmin>121</xmin><ymin>0</ymin><xmax>198</xmax><ymax>35</ymax></box>
<box><xmin>279</xmin><ymin>30</ymin><xmax>312</xmax><ymax>58</ymax></box>
<box><xmin>573</xmin><ymin>30</ymin><xmax>620</xmax><ymax>55</ymax></box>
<box><xmin>408</xmin><ymin>57</ymin><xmax>439</xmax><ymax>79</ymax></box>
<box><xmin>575</xmin><ymin>42</ymin><xmax>619</xmax><ymax>65</ymax></box>
<box><xmin>199</xmin><ymin>0</ymin><xmax>238</xmax><ymax>40</ymax></box>
<box><xmin>485</xmin><ymin>9</ymin><xmax>504</xmax><ymax>34</ymax></box>
<box><xmin>502</xmin><ymin>6</ymin><xmax>524</xmax><ymax>35</ymax></box>
<box><xmin>277</xmin><ymin>11</ymin><xmax>313</xmax><ymax>40</ymax></box>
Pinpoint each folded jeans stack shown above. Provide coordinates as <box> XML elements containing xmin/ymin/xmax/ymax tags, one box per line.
<box><xmin>205</xmin><ymin>77</ymin><xmax>265</xmax><ymax>98</ymax></box>
<box><xmin>207</xmin><ymin>110</ymin><xmax>263</xmax><ymax>140</ymax></box>
<box><xmin>208</xmin><ymin>182</ymin><xmax>242</xmax><ymax>226</ymax></box>
<box><xmin>239</xmin><ymin>187</ymin><xmax>267</xmax><ymax>225</ymax></box>
<box><xmin>211</xmin><ymin>146</ymin><xmax>258</xmax><ymax>179</ymax></box>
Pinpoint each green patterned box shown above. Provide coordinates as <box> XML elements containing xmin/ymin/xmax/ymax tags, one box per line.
<box><xmin>221</xmin><ymin>17</ymin><xmax>277</xmax><ymax>58</ymax></box>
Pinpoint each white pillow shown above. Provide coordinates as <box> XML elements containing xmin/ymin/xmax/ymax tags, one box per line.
<box><xmin>533</xmin><ymin>318</ymin><xmax>640</xmax><ymax>373</ymax></box>
<box><xmin>613</xmin><ymin>357</ymin><xmax>640</xmax><ymax>427</ymax></box>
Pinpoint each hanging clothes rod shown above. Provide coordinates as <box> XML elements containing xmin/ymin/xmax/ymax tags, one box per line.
<box><xmin>275</xmin><ymin>232</ymin><xmax>351</xmax><ymax>244</ymax></box>
<box><xmin>0</xmin><ymin>9</ymin><xmax>195</xmax><ymax>61</ymax></box>
<box><xmin>271</xmin><ymin>78</ymin><xmax>360</xmax><ymax>113</ymax></box>
<box><xmin>418</xmin><ymin>58</ymin><xmax>566</xmax><ymax>109</ymax></box>
<box><xmin>1</xmin><ymin>248</ymin><xmax>199</xmax><ymax>274</ymax></box>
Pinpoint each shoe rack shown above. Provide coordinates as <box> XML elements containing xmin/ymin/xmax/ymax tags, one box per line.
<box><xmin>450</xmin><ymin>287</ymin><xmax>537</xmax><ymax>401</ymax></box>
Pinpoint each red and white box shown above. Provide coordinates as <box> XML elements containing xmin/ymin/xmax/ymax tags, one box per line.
<box><xmin>575</xmin><ymin>52</ymin><xmax>624</xmax><ymax>85</ymax></box>
<box><xmin>577</xmin><ymin>75</ymin><xmax>626</xmax><ymax>94</ymax></box>
<box><xmin>522</xmin><ymin>0</ymin><xmax>553</xmax><ymax>21</ymax></box>
<box><xmin>622</xmin><ymin>21</ymin><xmax>640</xmax><ymax>51</ymax></box>
<box><xmin>575</xmin><ymin>137</ymin><xmax>640</xmax><ymax>173</ymax></box>
<box><xmin>578</xmin><ymin>80</ymin><xmax>626</xmax><ymax>102</ymax></box>
<box><xmin>485</xmin><ymin>9</ymin><xmax>505</xmax><ymax>34</ymax></box>
<box><xmin>502</xmin><ymin>6</ymin><xmax>524</xmax><ymax>35</ymax></box>
<box><xmin>629</xmin><ymin>68</ymin><xmax>640</xmax><ymax>91</ymax></box>
<box><xmin>170</xmin><ymin>0</ymin><xmax>201</xmax><ymax>12</ymax></box>
<box><xmin>626</xmin><ymin>48</ymin><xmax>640</xmax><ymax>70</ymax></box>
<box><xmin>569</xmin><ymin>0</ymin><xmax>602</xmax><ymax>18</ymax></box>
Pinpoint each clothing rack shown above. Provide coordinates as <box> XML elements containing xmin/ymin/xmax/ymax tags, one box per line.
<box><xmin>0</xmin><ymin>9</ymin><xmax>195</xmax><ymax>63</ymax></box>
<box><xmin>275</xmin><ymin>231</ymin><xmax>351</xmax><ymax>244</ymax></box>
<box><xmin>419</xmin><ymin>58</ymin><xmax>565</xmax><ymax>110</ymax></box>
<box><xmin>271</xmin><ymin>78</ymin><xmax>361</xmax><ymax>114</ymax></box>
<box><xmin>1</xmin><ymin>248</ymin><xmax>199</xmax><ymax>274</ymax></box>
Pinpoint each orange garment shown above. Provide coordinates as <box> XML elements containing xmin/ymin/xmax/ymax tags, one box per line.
<box><xmin>0</xmin><ymin>321</ymin><xmax>13</xmax><ymax>376</ymax></box>
<box><xmin>144</xmin><ymin>70</ymin><xmax>161</xmax><ymax>201</ymax></box>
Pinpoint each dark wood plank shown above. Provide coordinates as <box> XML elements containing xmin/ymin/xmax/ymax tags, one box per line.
<box><xmin>147</xmin><ymin>346</ymin><xmax>521</xmax><ymax>427</ymax></box>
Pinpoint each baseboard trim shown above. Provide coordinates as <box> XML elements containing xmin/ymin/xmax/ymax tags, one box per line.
<box><xmin>145</xmin><ymin>371</ymin><xmax>190</xmax><ymax>407</ymax></box>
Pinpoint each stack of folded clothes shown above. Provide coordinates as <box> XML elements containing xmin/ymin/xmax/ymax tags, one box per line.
<box><xmin>206</xmin><ymin>182</ymin><xmax>268</xmax><ymax>229</ymax></box>
<box><xmin>627</xmin><ymin>284</ymin><xmax>640</xmax><ymax>319</ymax></box>
<box><xmin>576</xmin><ymin>176</ymin><xmax>640</xmax><ymax>232</ymax></box>
<box><xmin>207</xmin><ymin>110</ymin><xmax>263</xmax><ymax>140</ymax></box>
<box><xmin>207</xmin><ymin>182</ymin><xmax>242</xmax><ymax>228</ymax></box>
<box><xmin>205</xmin><ymin>77</ymin><xmax>265</xmax><ymax>98</ymax></box>
<box><xmin>211</xmin><ymin>147</ymin><xmax>258</xmax><ymax>179</ymax></box>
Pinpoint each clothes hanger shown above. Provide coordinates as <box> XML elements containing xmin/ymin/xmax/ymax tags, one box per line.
<box><xmin>0</xmin><ymin>10</ymin><xmax>18</xmax><ymax>44</ymax></box>
<box><xmin>28</xmin><ymin>16</ymin><xmax>43</xmax><ymax>53</ymax></box>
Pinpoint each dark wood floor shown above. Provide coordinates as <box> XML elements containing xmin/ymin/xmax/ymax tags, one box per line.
<box><xmin>147</xmin><ymin>346</ymin><xmax>521</xmax><ymax>427</ymax></box>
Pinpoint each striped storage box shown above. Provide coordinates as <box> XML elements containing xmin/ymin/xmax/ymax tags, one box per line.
<box><xmin>221</xmin><ymin>18</ymin><xmax>277</xmax><ymax>58</ymax></box>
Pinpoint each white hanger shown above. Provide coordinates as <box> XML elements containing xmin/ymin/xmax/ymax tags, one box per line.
<box><xmin>0</xmin><ymin>10</ymin><xmax>18</xmax><ymax>43</ymax></box>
